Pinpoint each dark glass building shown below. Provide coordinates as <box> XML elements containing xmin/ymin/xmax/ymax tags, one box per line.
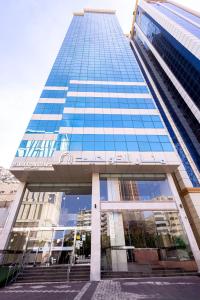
<box><xmin>131</xmin><ymin>0</ymin><xmax>200</xmax><ymax>248</ymax></box>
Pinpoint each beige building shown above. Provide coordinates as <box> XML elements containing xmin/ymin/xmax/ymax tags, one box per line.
<box><xmin>0</xmin><ymin>167</ymin><xmax>19</xmax><ymax>233</ymax></box>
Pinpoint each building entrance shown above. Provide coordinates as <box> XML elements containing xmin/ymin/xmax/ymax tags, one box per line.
<box><xmin>6</xmin><ymin>228</ymin><xmax>91</xmax><ymax>266</ymax></box>
<box><xmin>5</xmin><ymin>183</ymin><xmax>92</xmax><ymax>266</ymax></box>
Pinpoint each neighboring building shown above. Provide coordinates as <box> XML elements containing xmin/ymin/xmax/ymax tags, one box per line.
<box><xmin>1</xmin><ymin>8</ymin><xmax>200</xmax><ymax>280</ymax></box>
<box><xmin>0</xmin><ymin>167</ymin><xmax>19</xmax><ymax>234</ymax></box>
<box><xmin>131</xmin><ymin>0</ymin><xmax>200</xmax><ymax>247</ymax></box>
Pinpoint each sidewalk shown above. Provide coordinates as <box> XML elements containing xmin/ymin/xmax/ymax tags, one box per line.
<box><xmin>0</xmin><ymin>276</ymin><xmax>199</xmax><ymax>300</ymax></box>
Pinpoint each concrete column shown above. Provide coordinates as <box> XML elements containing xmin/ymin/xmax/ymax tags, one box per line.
<box><xmin>90</xmin><ymin>173</ymin><xmax>101</xmax><ymax>281</ymax></box>
<box><xmin>167</xmin><ymin>174</ymin><xmax>200</xmax><ymax>272</ymax></box>
<box><xmin>0</xmin><ymin>182</ymin><xmax>26</xmax><ymax>251</ymax></box>
<box><xmin>107</xmin><ymin>178</ymin><xmax>128</xmax><ymax>271</ymax></box>
<box><xmin>107</xmin><ymin>177</ymin><xmax>121</xmax><ymax>202</ymax></box>
<box><xmin>109</xmin><ymin>212</ymin><xmax>128</xmax><ymax>271</ymax></box>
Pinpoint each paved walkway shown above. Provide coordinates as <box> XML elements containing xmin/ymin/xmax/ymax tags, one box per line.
<box><xmin>0</xmin><ymin>276</ymin><xmax>200</xmax><ymax>300</ymax></box>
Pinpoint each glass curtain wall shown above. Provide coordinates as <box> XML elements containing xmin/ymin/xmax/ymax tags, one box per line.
<box><xmin>100</xmin><ymin>174</ymin><xmax>196</xmax><ymax>272</ymax></box>
<box><xmin>101</xmin><ymin>210</ymin><xmax>195</xmax><ymax>273</ymax></box>
<box><xmin>6</xmin><ymin>184</ymin><xmax>92</xmax><ymax>265</ymax></box>
<box><xmin>100</xmin><ymin>174</ymin><xmax>173</xmax><ymax>202</ymax></box>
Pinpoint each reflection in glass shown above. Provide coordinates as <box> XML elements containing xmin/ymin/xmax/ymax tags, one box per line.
<box><xmin>26</xmin><ymin>230</ymin><xmax>52</xmax><ymax>265</ymax></box>
<box><xmin>75</xmin><ymin>230</ymin><xmax>91</xmax><ymax>263</ymax></box>
<box><xmin>15</xmin><ymin>184</ymin><xmax>92</xmax><ymax>228</ymax></box>
<box><xmin>53</xmin><ymin>230</ymin><xmax>64</xmax><ymax>247</ymax></box>
<box><xmin>101</xmin><ymin>210</ymin><xmax>195</xmax><ymax>272</ymax></box>
<box><xmin>100</xmin><ymin>174</ymin><xmax>173</xmax><ymax>202</ymax></box>
<box><xmin>59</xmin><ymin>194</ymin><xmax>91</xmax><ymax>226</ymax></box>
<box><xmin>100</xmin><ymin>178</ymin><xmax>108</xmax><ymax>201</ymax></box>
<box><xmin>119</xmin><ymin>178</ymin><xmax>172</xmax><ymax>201</ymax></box>
<box><xmin>9</xmin><ymin>184</ymin><xmax>92</xmax><ymax>265</ymax></box>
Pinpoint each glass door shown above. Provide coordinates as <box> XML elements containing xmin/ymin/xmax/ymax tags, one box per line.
<box><xmin>26</xmin><ymin>230</ymin><xmax>52</xmax><ymax>265</ymax></box>
<box><xmin>51</xmin><ymin>229</ymin><xmax>75</xmax><ymax>264</ymax></box>
<box><xmin>74</xmin><ymin>230</ymin><xmax>91</xmax><ymax>264</ymax></box>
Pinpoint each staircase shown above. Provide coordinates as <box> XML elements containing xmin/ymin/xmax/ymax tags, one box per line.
<box><xmin>102</xmin><ymin>268</ymin><xmax>198</xmax><ymax>279</ymax></box>
<box><xmin>15</xmin><ymin>264</ymin><xmax>90</xmax><ymax>283</ymax></box>
<box><xmin>16</xmin><ymin>265</ymin><xmax>69</xmax><ymax>283</ymax></box>
<box><xmin>69</xmin><ymin>265</ymin><xmax>90</xmax><ymax>281</ymax></box>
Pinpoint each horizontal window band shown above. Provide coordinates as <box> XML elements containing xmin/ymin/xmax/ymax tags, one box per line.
<box><xmin>65</xmin><ymin>96</ymin><xmax>156</xmax><ymax>109</ymax></box>
<box><xmin>70</xmin><ymin>80</ymin><xmax>147</xmax><ymax>86</ymax></box>
<box><xmin>65</xmin><ymin>102</ymin><xmax>155</xmax><ymax>109</ymax></box>
<box><xmin>63</xmin><ymin>107</ymin><xmax>159</xmax><ymax>115</ymax></box>
<box><xmin>68</xmin><ymin>84</ymin><xmax>149</xmax><ymax>93</ymax></box>
<box><xmin>41</xmin><ymin>90</ymin><xmax>67</xmax><ymax>98</ymax></box>
<box><xmin>16</xmin><ymin>134</ymin><xmax>174</xmax><ymax>157</ymax></box>
<box><xmin>61</xmin><ymin>113</ymin><xmax>162</xmax><ymax>121</ymax></box>
<box><xmin>67</xmin><ymin>92</ymin><xmax>152</xmax><ymax>98</ymax></box>
<box><xmin>66</xmin><ymin>96</ymin><xmax>154</xmax><ymax>103</ymax></box>
<box><xmin>34</xmin><ymin>103</ymin><xmax>64</xmax><ymax>114</ymax></box>
<box><xmin>43</xmin><ymin>86</ymin><xmax>68</xmax><ymax>90</ymax></box>
<box><xmin>56</xmin><ymin>133</ymin><xmax>171</xmax><ymax>143</ymax></box>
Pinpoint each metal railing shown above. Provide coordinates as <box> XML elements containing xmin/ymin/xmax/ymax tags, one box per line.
<box><xmin>0</xmin><ymin>249</ymin><xmax>30</xmax><ymax>287</ymax></box>
<box><xmin>67</xmin><ymin>252</ymin><xmax>75</xmax><ymax>281</ymax></box>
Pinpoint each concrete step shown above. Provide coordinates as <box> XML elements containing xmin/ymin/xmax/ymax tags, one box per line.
<box><xmin>23</xmin><ymin>270</ymin><xmax>68</xmax><ymax>275</ymax></box>
<box><xmin>15</xmin><ymin>265</ymin><xmax>69</xmax><ymax>283</ymax></box>
<box><xmin>18</xmin><ymin>273</ymin><xmax>68</xmax><ymax>279</ymax></box>
<box><xmin>101</xmin><ymin>271</ymin><xmax>198</xmax><ymax>279</ymax></box>
<box><xmin>15</xmin><ymin>264</ymin><xmax>90</xmax><ymax>283</ymax></box>
<box><xmin>69</xmin><ymin>265</ymin><xmax>90</xmax><ymax>281</ymax></box>
<box><xmin>24</xmin><ymin>266</ymin><xmax>69</xmax><ymax>271</ymax></box>
<box><xmin>16</xmin><ymin>277</ymin><xmax>68</xmax><ymax>283</ymax></box>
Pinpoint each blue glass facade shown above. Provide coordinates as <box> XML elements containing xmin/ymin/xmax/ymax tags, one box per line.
<box><xmin>16</xmin><ymin>134</ymin><xmax>173</xmax><ymax>157</ymax></box>
<box><xmin>132</xmin><ymin>40</ymin><xmax>200</xmax><ymax>187</ymax></box>
<box><xmin>64</xmin><ymin>97</ymin><xmax>155</xmax><ymax>109</ymax></box>
<box><xmin>15</xmin><ymin>10</ymin><xmax>175</xmax><ymax>163</ymax></box>
<box><xmin>136</xmin><ymin>7</ymin><xmax>200</xmax><ymax>111</ymax></box>
<box><xmin>133</xmin><ymin>3</ymin><xmax>200</xmax><ymax>187</ymax></box>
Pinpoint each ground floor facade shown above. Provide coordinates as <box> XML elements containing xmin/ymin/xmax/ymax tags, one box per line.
<box><xmin>1</xmin><ymin>172</ymin><xmax>200</xmax><ymax>280</ymax></box>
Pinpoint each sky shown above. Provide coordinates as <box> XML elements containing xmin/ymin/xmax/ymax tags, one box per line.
<box><xmin>0</xmin><ymin>0</ymin><xmax>199</xmax><ymax>169</ymax></box>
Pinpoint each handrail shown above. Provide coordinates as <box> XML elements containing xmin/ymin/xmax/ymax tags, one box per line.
<box><xmin>4</xmin><ymin>262</ymin><xmax>18</xmax><ymax>287</ymax></box>
<box><xmin>67</xmin><ymin>252</ymin><xmax>75</xmax><ymax>281</ymax></box>
<box><xmin>17</xmin><ymin>250</ymin><xmax>31</xmax><ymax>281</ymax></box>
<box><xmin>2</xmin><ymin>249</ymin><xmax>30</xmax><ymax>287</ymax></box>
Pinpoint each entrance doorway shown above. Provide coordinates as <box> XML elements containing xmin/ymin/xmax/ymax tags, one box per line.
<box><xmin>6</xmin><ymin>228</ymin><xmax>91</xmax><ymax>267</ymax></box>
<box><xmin>74</xmin><ymin>230</ymin><xmax>91</xmax><ymax>264</ymax></box>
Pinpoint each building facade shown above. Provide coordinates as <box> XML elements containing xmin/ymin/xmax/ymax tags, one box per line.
<box><xmin>131</xmin><ymin>0</ymin><xmax>200</xmax><ymax>248</ymax></box>
<box><xmin>1</xmin><ymin>8</ymin><xmax>200</xmax><ymax>280</ymax></box>
<box><xmin>0</xmin><ymin>167</ymin><xmax>19</xmax><ymax>235</ymax></box>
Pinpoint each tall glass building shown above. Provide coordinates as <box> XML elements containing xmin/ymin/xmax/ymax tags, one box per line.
<box><xmin>1</xmin><ymin>8</ymin><xmax>200</xmax><ymax>280</ymax></box>
<box><xmin>131</xmin><ymin>0</ymin><xmax>200</xmax><ymax>250</ymax></box>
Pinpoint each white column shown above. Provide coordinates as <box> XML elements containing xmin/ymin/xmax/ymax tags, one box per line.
<box><xmin>167</xmin><ymin>174</ymin><xmax>200</xmax><ymax>272</ymax></box>
<box><xmin>107</xmin><ymin>178</ymin><xmax>128</xmax><ymax>271</ymax></box>
<box><xmin>109</xmin><ymin>213</ymin><xmax>128</xmax><ymax>271</ymax></box>
<box><xmin>0</xmin><ymin>182</ymin><xmax>26</xmax><ymax>251</ymax></box>
<box><xmin>90</xmin><ymin>173</ymin><xmax>101</xmax><ymax>281</ymax></box>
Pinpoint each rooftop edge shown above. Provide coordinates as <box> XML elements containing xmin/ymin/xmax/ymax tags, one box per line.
<box><xmin>73</xmin><ymin>8</ymin><xmax>116</xmax><ymax>16</ymax></box>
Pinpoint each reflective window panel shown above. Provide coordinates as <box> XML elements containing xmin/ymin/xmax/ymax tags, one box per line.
<box><xmin>101</xmin><ymin>210</ymin><xmax>196</xmax><ymax>272</ymax></box>
<box><xmin>100</xmin><ymin>174</ymin><xmax>173</xmax><ymax>202</ymax></box>
<box><xmin>15</xmin><ymin>184</ymin><xmax>92</xmax><ymax>228</ymax></box>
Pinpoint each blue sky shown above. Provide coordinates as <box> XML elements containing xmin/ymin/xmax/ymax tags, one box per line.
<box><xmin>0</xmin><ymin>0</ymin><xmax>199</xmax><ymax>168</ymax></box>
